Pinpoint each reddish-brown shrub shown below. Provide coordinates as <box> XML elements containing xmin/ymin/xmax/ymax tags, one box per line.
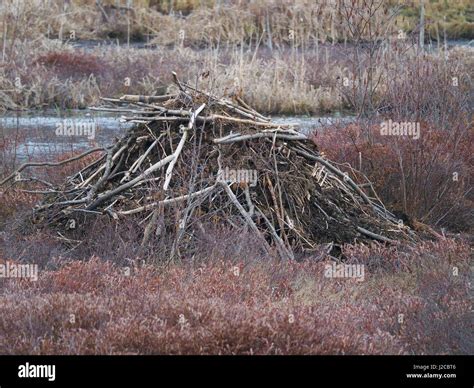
<box><xmin>34</xmin><ymin>51</ymin><xmax>109</xmax><ymax>79</ymax></box>
<box><xmin>0</xmin><ymin>240</ymin><xmax>470</xmax><ymax>355</ymax></box>
<box><xmin>316</xmin><ymin>121</ymin><xmax>473</xmax><ymax>232</ymax></box>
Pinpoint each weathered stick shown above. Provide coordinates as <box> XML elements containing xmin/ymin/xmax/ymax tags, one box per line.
<box><xmin>256</xmin><ymin>207</ymin><xmax>294</xmax><ymax>260</ymax></box>
<box><xmin>234</xmin><ymin>95</ymin><xmax>271</xmax><ymax>121</ymax></box>
<box><xmin>214</xmin><ymin>132</ymin><xmax>307</xmax><ymax>144</ymax></box>
<box><xmin>172</xmin><ymin>72</ymin><xmax>186</xmax><ymax>92</ymax></box>
<box><xmin>357</xmin><ymin>226</ymin><xmax>397</xmax><ymax>244</ymax></box>
<box><xmin>163</xmin><ymin>104</ymin><xmax>206</xmax><ymax>191</ymax></box>
<box><xmin>78</xmin><ymin>145</ymin><xmax>128</xmax><ymax>188</ymax></box>
<box><xmin>212</xmin><ymin>114</ymin><xmax>298</xmax><ymax>128</ymax></box>
<box><xmin>219</xmin><ymin>181</ymin><xmax>271</xmax><ymax>255</ymax></box>
<box><xmin>119</xmin><ymin>185</ymin><xmax>216</xmax><ymax>215</ymax></box>
<box><xmin>289</xmin><ymin>146</ymin><xmax>373</xmax><ymax>206</ymax></box>
<box><xmin>121</xmin><ymin>138</ymin><xmax>159</xmax><ymax>183</ymax></box>
<box><xmin>119</xmin><ymin>94</ymin><xmax>177</xmax><ymax>103</ymax></box>
<box><xmin>0</xmin><ymin>147</ymin><xmax>106</xmax><ymax>186</ymax></box>
<box><xmin>86</xmin><ymin>154</ymin><xmax>175</xmax><ymax>211</ymax></box>
<box><xmin>181</xmin><ymin>81</ymin><xmax>270</xmax><ymax>123</ymax></box>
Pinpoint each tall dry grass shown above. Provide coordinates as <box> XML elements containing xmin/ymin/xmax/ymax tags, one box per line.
<box><xmin>0</xmin><ymin>0</ymin><xmax>392</xmax><ymax>46</ymax></box>
<box><xmin>0</xmin><ymin>0</ymin><xmax>471</xmax><ymax>114</ymax></box>
<box><xmin>2</xmin><ymin>39</ymin><xmax>472</xmax><ymax>114</ymax></box>
<box><xmin>1</xmin><ymin>0</ymin><xmax>471</xmax><ymax>47</ymax></box>
<box><xmin>0</xmin><ymin>40</ymin><xmax>347</xmax><ymax>113</ymax></box>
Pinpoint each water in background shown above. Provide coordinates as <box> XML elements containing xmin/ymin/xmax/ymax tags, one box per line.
<box><xmin>0</xmin><ymin>109</ymin><xmax>353</xmax><ymax>162</ymax></box>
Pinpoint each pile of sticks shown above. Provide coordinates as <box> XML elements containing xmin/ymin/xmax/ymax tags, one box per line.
<box><xmin>3</xmin><ymin>73</ymin><xmax>418</xmax><ymax>259</ymax></box>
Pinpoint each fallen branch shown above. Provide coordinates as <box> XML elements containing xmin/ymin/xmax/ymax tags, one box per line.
<box><xmin>0</xmin><ymin>147</ymin><xmax>106</xmax><ymax>187</ymax></box>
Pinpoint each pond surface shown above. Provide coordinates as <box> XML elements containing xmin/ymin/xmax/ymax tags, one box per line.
<box><xmin>0</xmin><ymin>111</ymin><xmax>132</xmax><ymax>161</ymax></box>
<box><xmin>0</xmin><ymin>110</ymin><xmax>353</xmax><ymax>161</ymax></box>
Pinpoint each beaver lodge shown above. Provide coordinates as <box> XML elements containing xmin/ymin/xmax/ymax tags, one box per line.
<box><xmin>3</xmin><ymin>72</ymin><xmax>420</xmax><ymax>260</ymax></box>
